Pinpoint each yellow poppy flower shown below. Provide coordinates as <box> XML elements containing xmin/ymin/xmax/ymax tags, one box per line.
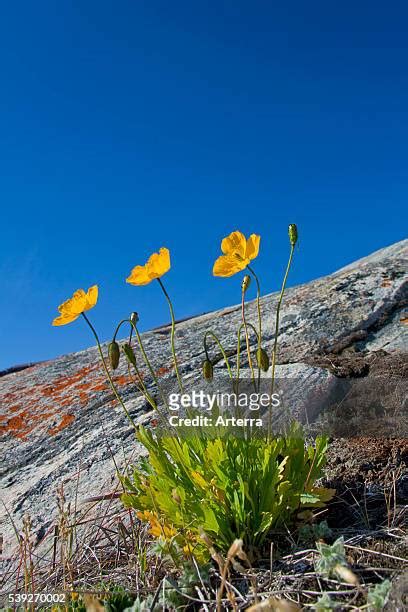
<box><xmin>213</xmin><ymin>231</ymin><xmax>260</xmax><ymax>277</ymax></box>
<box><xmin>137</xmin><ymin>510</ymin><xmax>177</xmax><ymax>539</ymax></box>
<box><xmin>52</xmin><ymin>286</ymin><xmax>98</xmax><ymax>326</ymax></box>
<box><xmin>126</xmin><ymin>247</ymin><xmax>170</xmax><ymax>286</ymax></box>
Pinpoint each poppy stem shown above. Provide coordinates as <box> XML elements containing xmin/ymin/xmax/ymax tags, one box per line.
<box><xmin>128</xmin><ymin>320</ymin><xmax>170</xmax><ymax>411</ymax></box>
<box><xmin>235</xmin><ymin>321</ymin><xmax>259</xmax><ymax>398</ymax></box>
<box><xmin>113</xmin><ymin>318</ymin><xmax>156</xmax><ymax>409</ymax></box>
<box><xmin>203</xmin><ymin>331</ymin><xmax>233</xmax><ymax>380</ymax></box>
<box><xmin>127</xmin><ymin>363</ymin><xmax>154</xmax><ymax>408</ymax></box>
<box><xmin>126</xmin><ymin>320</ymin><xmax>195</xmax><ymax>452</ymax></box>
<box><xmin>112</xmin><ymin>319</ymin><xmax>128</xmax><ymax>342</ymax></box>
<box><xmin>247</xmin><ymin>265</ymin><xmax>262</xmax><ymax>390</ymax></box>
<box><xmin>157</xmin><ymin>278</ymin><xmax>184</xmax><ymax>393</ymax></box>
<box><xmin>128</xmin><ymin>320</ymin><xmax>201</xmax><ymax>466</ymax></box>
<box><xmin>268</xmin><ymin>243</ymin><xmax>295</xmax><ymax>437</ymax></box>
<box><xmin>241</xmin><ymin>291</ymin><xmax>257</xmax><ymax>391</ymax></box>
<box><xmin>128</xmin><ymin>323</ymin><xmax>198</xmax><ymax>445</ymax></box>
<box><xmin>81</xmin><ymin>313</ymin><xmax>138</xmax><ymax>432</ymax></box>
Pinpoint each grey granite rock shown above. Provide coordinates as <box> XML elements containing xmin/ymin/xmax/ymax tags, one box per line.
<box><xmin>0</xmin><ymin>239</ymin><xmax>407</xmax><ymax>554</ymax></box>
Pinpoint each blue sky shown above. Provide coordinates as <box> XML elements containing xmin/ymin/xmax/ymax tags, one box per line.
<box><xmin>0</xmin><ymin>1</ymin><xmax>407</xmax><ymax>369</ymax></box>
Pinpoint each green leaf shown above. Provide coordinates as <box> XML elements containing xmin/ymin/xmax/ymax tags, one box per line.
<box><xmin>367</xmin><ymin>579</ymin><xmax>391</xmax><ymax>610</ymax></box>
<box><xmin>300</xmin><ymin>492</ymin><xmax>321</xmax><ymax>504</ymax></box>
<box><xmin>314</xmin><ymin>592</ymin><xmax>337</xmax><ymax>611</ymax></box>
<box><xmin>254</xmin><ymin>511</ymin><xmax>274</xmax><ymax>537</ymax></box>
<box><xmin>202</xmin><ymin>506</ymin><xmax>221</xmax><ymax>533</ymax></box>
<box><xmin>122</xmin><ymin>428</ymin><xmax>332</xmax><ymax>557</ymax></box>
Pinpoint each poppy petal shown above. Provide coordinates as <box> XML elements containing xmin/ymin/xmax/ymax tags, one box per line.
<box><xmin>246</xmin><ymin>234</ymin><xmax>260</xmax><ymax>260</ymax></box>
<box><xmin>52</xmin><ymin>313</ymin><xmax>80</xmax><ymax>326</ymax></box>
<box><xmin>148</xmin><ymin>247</ymin><xmax>171</xmax><ymax>278</ymax></box>
<box><xmin>127</xmin><ymin>248</ymin><xmax>171</xmax><ymax>286</ymax></box>
<box><xmin>221</xmin><ymin>231</ymin><xmax>246</xmax><ymax>257</ymax></box>
<box><xmin>84</xmin><ymin>285</ymin><xmax>99</xmax><ymax>310</ymax></box>
<box><xmin>126</xmin><ymin>265</ymin><xmax>153</xmax><ymax>286</ymax></box>
<box><xmin>213</xmin><ymin>254</ymin><xmax>246</xmax><ymax>277</ymax></box>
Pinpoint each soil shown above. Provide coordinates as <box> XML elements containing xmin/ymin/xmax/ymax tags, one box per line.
<box><xmin>324</xmin><ymin>437</ymin><xmax>408</xmax><ymax>531</ymax></box>
<box><xmin>306</xmin><ymin>348</ymin><xmax>408</xmax><ymax>379</ymax></box>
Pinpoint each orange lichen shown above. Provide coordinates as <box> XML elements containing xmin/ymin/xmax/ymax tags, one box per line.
<box><xmin>156</xmin><ymin>366</ymin><xmax>171</xmax><ymax>377</ymax></box>
<box><xmin>41</xmin><ymin>365</ymin><xmax>98</xmax><ymax>397</ymax></box>
<box><xmin>2</xmin><ymin>392</ymin><xmax>19</xmax><ymax>402</ymax></box>
<box><xmin>15</xmin><ymin>424</ymin><xmax>37</xmax><ymax>440</ymax></box>
<box><xmin>48</xmin><ymin>414</ymin><xmax>75</xmax><ymax>436</ymax></box>
<box><xmin>1</xmin><ymin>364</ymin><xmax>98</xmax><ymax>439</ymax></box>
<box><xmin>6</xmin><ymin>415</ymin><xmax>25</xmax><ymax>430</ymax></box>
<box><xmin>0</xmin><ymin>408</ymin><xmax>58</xmax><ymax>440</ymax></box>
<box><xmin>115</xmin><ymin>375</ymin><xmax>131</xmax><ymax>386</ymax></box>
<box><xmin>78</xmin><ymin>391</ymin><xmax>88</xmax><ymax>404</ymax></box>
<box><xmin>89</xmin><ymin>382</ymin><xmax>108</xmax><ymax>392</ymax></box>
<box><xmin>1</xmin><ymin>360</ymin><xmax>133</xmax><ymax>441</ymax></box>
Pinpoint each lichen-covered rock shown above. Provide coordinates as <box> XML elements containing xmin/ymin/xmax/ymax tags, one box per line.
<box><xmin>0</xmin><ymin>239</ymin><xmax>407</xmax><ymax>554</ymax></box>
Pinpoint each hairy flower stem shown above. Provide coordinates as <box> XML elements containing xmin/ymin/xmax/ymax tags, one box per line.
<box><xmin>235</xmin><ymin>322</ymin><xmax>259</xmax><ymax>422</ymax></box>
<box><xmin>241</xmin><ymin>291</ymin><xmax>257</xmax><ymax>391</ymax></box>
<box><xmin>127</xmin><ymin>362</ymin><xmax>151</xmax><ymax>403</ymax></box>
<box><xmin>247</xmin><ymin>265</ymin><xmax>262</xmax><ymax>390</ymax></box>
<box><xmin>268</xmin><ymin>243</ymin><xmax>295</xmax><ymax>437</ymax></box>
<box><xmin>235</xmin><ymin>322</ymin><xmax>259</xmax><ymax>391</ymax></box>
<box><xmin>112</xmin><ymin>318</ymin><xmax>128</xmax><ymax>342</ymax></box>
<box><xmin>113</xmin><ymin>319</ymin><xmax>156</xmax><ymax>409</ymax></box>
<box><xmin>203</xmin><ymin>331</ymin><xmax>233</xmax><ymax>380</ymax></box>
<box><xmin>130</xmin><ymin>325</ymin><xmax>206</xmax><ymax>470</ymax></box>
<box><xmin>157</xmin><ymin>278</ymin><xmax>183</xmax><ymax>393</ymax></box>
<box><xmin>129</xmin><ymin>322</ymin><xmax>196</xmax><ymax>433</ymax></box>
<box><xmin>129</xmin><ymin>321</ymin><xmax>170</xmax><ymax>411</ymax></box>
<box><xmin>127</xmin><ymin>322</ymin><xmax>194</xmax><ymax>460</ymax></box>
<box><xmin>81</xmin><ymin>313</ymin><xmax>137</xmax><ymax>432</ymax></box>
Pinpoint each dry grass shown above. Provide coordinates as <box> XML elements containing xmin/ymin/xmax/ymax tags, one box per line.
<box><xmin>1</xmin><ymin>427</ymin><xmax>407</xmax><ymax>610</ymax></box>
<box><xmin>1</xmin><ymin>484</ymin><xmax>407</xmax><ymax>610</ymax></box>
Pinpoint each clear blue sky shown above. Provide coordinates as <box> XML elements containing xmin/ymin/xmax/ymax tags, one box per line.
<box><xmin>0</xmin><ymin>1</ymin><xmax>407</xmax><ymax>369</ymax></box>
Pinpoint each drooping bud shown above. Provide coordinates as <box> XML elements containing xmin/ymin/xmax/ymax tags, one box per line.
<box><xmin>256</xmin><ymin>347</ymin><xmax>270</xmax><ymax>372</ymax></box>
<box><xmin>123</xmin><ymin>343</ymin><xmax>137</xmax><ymax>367</ymax></box>
<box><xmin>241</xmin><ymin>274</ymin><xmax>251</xmax><ymax>293</ymax></box>
<box><xmin>288</xmin><ymin>224</ymin><xmax>298</xmax><ymax>247</ymax></box>
<box><xmin>108</xmin><ymin>341</ymin><xmax>120</xmax><ymax>370</ymax></box>
<box><xmin>130</xmin><ymin>312</ymin><xmax>139</xmax><ymax>325</ymax></box>
<box><xmin>203</xmin><ymin>360</ymin><xmax>214</xmax><ymax>380</ymax></box>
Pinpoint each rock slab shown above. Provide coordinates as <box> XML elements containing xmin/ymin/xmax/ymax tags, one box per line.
<box><xmin>0</xmin><ymin>239</ymin><xmax>407</xmax><ymax>554</ymax></box>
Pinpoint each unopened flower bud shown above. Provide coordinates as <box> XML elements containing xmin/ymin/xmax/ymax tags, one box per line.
<box><xmin>130</xmin><ymin>312</ymin><xmax>139</xmax><ymax>325</ymax></box>
<box><xmin>108</xmin><ymin>341</ymin><xmax>120</xmax><ymax>370</ymax></box>
<box><xmin>203</xmin><ymin>360</ymin><xmax>214</xmax><ymax>380</ymax></box>
<box><xmin>256</xmin><ymin>347</ymin><xmax>270</xmax><ymax>372</ymax></box>
<box><xmin>241</xmin><ymin>274</ymin><xmax>251</xmax><ymax>293</ymax></box>
<box><xmin>288</xmin><ymin>224</ymin><xmax>298</xmax><ymax>247</ymax></box>
<box><xmin>123</xmin><ymin>343</ymin><xmax>137</xmax><ymax>367</ymax></box>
